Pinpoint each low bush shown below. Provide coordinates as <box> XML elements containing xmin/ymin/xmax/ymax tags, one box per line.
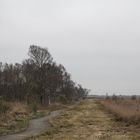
<box><xmin>59</xmin><ymin>95</ymin><xmax>68</xmax><ymax>104</ymax></box>
<box><xmin>29</xmin><ymin>102</ymin><xmax>38</xmax><ymax>114</ymax></box>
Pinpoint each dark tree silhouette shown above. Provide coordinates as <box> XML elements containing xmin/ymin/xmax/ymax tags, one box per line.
<box><xmin>0</xmin><ymin>45</ymin><xmax>89</xmax><ymax>105</ymax></box>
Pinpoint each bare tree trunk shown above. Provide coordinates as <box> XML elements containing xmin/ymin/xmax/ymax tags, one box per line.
<box><xmin>48</xmin><ymin>95</ymin><xmax>51</xmax><ymax>105</ymax></box>
<box><xmin>40</xmin><ymin>95</ymin><xmax>43</xmax><ymax>105</ymax></box>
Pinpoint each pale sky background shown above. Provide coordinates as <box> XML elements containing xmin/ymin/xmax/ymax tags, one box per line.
<box><xmin>0</xmin><ymin>0</ymin><xmax>140</xmax><ymax>95</ymax></box>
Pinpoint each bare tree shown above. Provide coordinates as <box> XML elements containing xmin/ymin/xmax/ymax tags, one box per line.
<box><xmin>28</xmin><ymin>45</ymin><xmax>53</xmax><ymax>67</ymax></box>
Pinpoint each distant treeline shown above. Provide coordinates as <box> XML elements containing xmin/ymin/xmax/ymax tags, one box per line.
<box><xmin>0</xmin><ymin>45</ymin><xmax>89</xmax><ymax>105</ymax></box>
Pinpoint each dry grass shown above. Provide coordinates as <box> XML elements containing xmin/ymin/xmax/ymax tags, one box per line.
<box><xmin>9</xmin><ymin>102</ymin><xmax>29</xmax><ymax>116</ymax></box>
<box><xmin>45</xmin><ymin>103</ymin><xmax>68</xmax><ymax>111</ymax></box>
<box><xmin>0</xmin><ymin>101</ymin><xmax>49</xmax><ymax>135</ymax></box>
<box><xmin>25</xmin><ymin>100</ymin><xmax>140</xmax><ymax>140</ymax></box>
<box><xmin>0</xmin><ymin>101</ymin><xmax>66</xmax><ymax>135</ymax></box>
<box><xmin>100</xmin><ymin>99</ymin><xmax>140</xmax><ymax>124</ymax></box>
<box><xmin>0</xmin><ymin>101</ymin><xmax>30</xmax><ymax>135</ymax></box>
<box><xmin>0</xmin><ymin>101</ymin><xmax>29</xmax><ymax>119</ymax></box>
<box><xmin>1</xmin><ymin>100</ymin><xmax>140</xmax><ymax>140</ymax></box>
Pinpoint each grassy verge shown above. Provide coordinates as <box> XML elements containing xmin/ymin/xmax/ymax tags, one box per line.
<box><xmin>0</xmin><ymin>101</ymin><xmax>67</xmax><ymax>136</ymax></box>
<box><xmin>0</xmin><ymin>117</ymin><xmax>29</xmax><ymax>135</ymax></box>
<box><xmin>0</xmin><ymin>102</ymin><xmax>50</xmax><ymax>136</ymax></box>
<box><xmin>0</xmin><ymin>111</ymin><xmax>50</xmax><ymax>136</ymax></box>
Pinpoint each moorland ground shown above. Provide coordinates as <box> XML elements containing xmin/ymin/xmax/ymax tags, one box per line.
<box><xmin>26</xmin><ymin>99</ymin><xmax>140</xmax><ymax>140</ymax></box>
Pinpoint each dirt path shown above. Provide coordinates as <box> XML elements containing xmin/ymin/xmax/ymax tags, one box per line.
<box><xmin>26</xmin><ymin>100</ymin><xmax>140</xmax><ymax>140</ymax></box>
<box><xmin>0</xmin><ymin>110</ymin><xmax>62</xmax><ymax>140</ymax></box>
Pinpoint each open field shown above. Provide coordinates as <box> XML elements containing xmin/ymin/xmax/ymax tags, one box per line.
<box><xmin>101</xmin><ymin>99</ymin><xmax>140</xmax><ymax>124</ymax></box>
<box><xmin>25</xmin><ymin>100</ymin><xmax>140</xmax><ymax>140</ymax></box>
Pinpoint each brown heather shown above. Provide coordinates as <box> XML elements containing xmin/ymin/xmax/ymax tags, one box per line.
<box><xmin>100</xmin><ymin>99</ymin><xmax>140</xmax><ymax>124</ymax></box>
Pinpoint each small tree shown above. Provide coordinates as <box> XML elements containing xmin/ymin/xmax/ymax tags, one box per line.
<box><xmin>105</xmin><ymin>93</ymin><xmax>110</xmax><ymax>100</ymax></box>
<box><xmin>112</xmin><ymin>94</ymin><xmax>117</xmax><ymax>101</ymax></box>
<box><xmin>28</xmin><ymin>45</ymin><xmax>53</xmax><ymax>68</ymax></box>
<box><xmin>131</xmin><ymin>95</ymin><xmax>137</xmax><ymax>100</ymax></box>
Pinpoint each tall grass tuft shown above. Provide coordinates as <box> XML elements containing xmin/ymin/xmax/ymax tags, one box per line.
<box><xmin>0</xmin><ymin>96</ymin><xmax>9</xmax><ymax>114</ymax></box>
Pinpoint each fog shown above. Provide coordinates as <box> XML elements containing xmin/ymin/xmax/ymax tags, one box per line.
<box><xmin>0</xmin><ymin>0</ymin><xmax>140</xmax><ymax>95</ymax></box>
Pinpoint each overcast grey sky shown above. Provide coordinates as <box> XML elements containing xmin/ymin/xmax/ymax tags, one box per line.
<box><xmin>0</xmin><ymin>0</ymin><xmax>140</xmax><ymax>95</ymax></box>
